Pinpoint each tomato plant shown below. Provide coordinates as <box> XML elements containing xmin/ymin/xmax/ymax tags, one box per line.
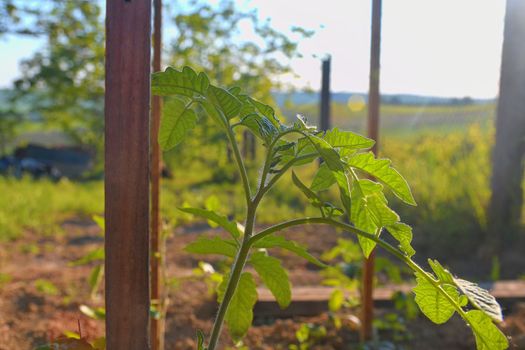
<box><xmin>152</xmin><ymin>66</ymin><xmax>508</xmax><ymax>350</ymax></box>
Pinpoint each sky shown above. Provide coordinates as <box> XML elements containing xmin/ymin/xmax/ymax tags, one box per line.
<box><xmin>0</xmin><ymin>0</ymin><xmax>506</xmax><ymax>98</ymax></box>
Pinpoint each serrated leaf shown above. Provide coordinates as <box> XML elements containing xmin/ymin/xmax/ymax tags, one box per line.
<box><xmin>386</xmin><ymin>223</ymin><xmax>415</xmax><ymax>258</ymax></box>
<box><xmin>207</xmin><ymin>85</ymin><xmax>242</xmax><ymax>119</ymax></box>
<box><xmin>454</xmin><ymin>278</ymin><xmax>503</xmax><ymax>322</ymax></box>
<box><xmin>346</xmin><ymin>152</ymin><xmax>416</xmax><ymax>205</ymax></box>
<box><xmin>247</xmin><ymin>97</ymin><xmax>281</xmax><ymax>128</ymax></box>
<box><xmin>464</xmin><ymin>310</ymin><xmax>508</xmax><ymax>350</ymax></box>
<box><xmin>184</xmin><ymin>237</ymin><xmax>237</xmax><ymax>258</ymax></box>
<box><xmin>413</xmin><ymin>272</ymin><xmax>459</xmax><ymax>324</ymax></box>
<box><xmin>159</xmin><ymin>98</ymin><xmax>197</xmax><ymax>150</ymax></box>
<box><xmin>179</xmin><ymin>207</ymin><xmax>240</xmax><ymax>239</ymax></box>
<box><xmin>224</xmin><ymin>272</ymin><xmax>258</xmax><ymax>341</ymax></box>
<box><xmin>240</xmin><ymin>113</ymin><xmax>278</xmax><ymax>142</ymax></box>
<box><xmin>351</xmin><ymin>180</ymin><xmax>399</xmax><ymax>257</ymax></box>
<box><xmin>323</xmin><ymin>128</ymin><xmax>375</xmax><ymax>150</ymax></box>
<box><xmin>250</xmin><ymin>252</ymin><xmax>291</xmax><ymax>309</ymax></box>
<box><xmin>152</xmin><ymin>66</ymin><xmax>209</xmax><ymax>97</ymax></box>
<box><xmin>308</xmin><ymin>135</ymin><xmax>352</xmax><ymax>215</ymax></box>
<box><xmin>428</xmin><ymin>259</ymin><xmax>455</xmax><ymax>284</ymax></box>
<box><xmin>253</xmin><ymin>234</ymin><xmax>326</xmax><ymax>267</ymax></box>
<box><xmin>310</xmin><ymin>163</ymin><xmax>336</xmax><ymax>192</ymax></box>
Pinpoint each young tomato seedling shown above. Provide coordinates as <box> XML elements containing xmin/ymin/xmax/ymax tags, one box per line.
<box><xmin>152</xmin><ymin>67</ymin><xmax>508</xmax><ymax>350</ymax></box>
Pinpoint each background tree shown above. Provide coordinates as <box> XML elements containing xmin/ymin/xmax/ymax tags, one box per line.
<box><xmin>10</xmin><ymin>0</ymin><xmax>105</xmax><ymax>157</ymax></box>
<box><xmin>164</xmin><ymin>0</ymin><xmax>312</xmax><ymax>168</ymax></box>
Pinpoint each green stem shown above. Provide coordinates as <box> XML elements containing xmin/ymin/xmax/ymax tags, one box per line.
<box><xmin>207</xmin><ymin>205</ymin><xmax>257</xmax><ymax>350</ymax></box>
<box><xmin>248</xmin><ymin>217</ymin><xmax>468</xmax><ymax>319</ymax></box>
<box><xmin>225</xmin><ymin>123</ymin><xmax>252</xmax><ymax>205</ymax></box>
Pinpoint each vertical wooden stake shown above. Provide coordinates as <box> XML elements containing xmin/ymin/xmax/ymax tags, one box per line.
<box><xmin>151</xmin><ymin>0</ymin><xmax>164</xmax><ymax>349</ymax></box>
<box><xmin>320</xmin><ymin>56</ymin><xmax>332</xmax><ymax>132</ymax></box>
<box><xmin>361</xmin><ymin>0</ymin><xmax>382</xmax><ymax>342</ymax></box>
<box><xmin>105</xmin><ymin>0</ymin><xmax>152</xmax><ymax>349</ymax></box>
<box><xmin>487</xmin><ymin>0</ymin><xmax>525</xmax><ymax>256</ymax></box>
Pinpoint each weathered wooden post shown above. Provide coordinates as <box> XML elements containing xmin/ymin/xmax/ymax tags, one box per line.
<box><xmin>361</xmin><ymin>0</ymin><xmax>382</xmax><ymax>342</ymax></box>
<box><xmin>320</xmin><ymin>56</ymin><xmax>331</xmax><ymax>132</ymax></box>
<box><xmin>487</xmin><ymin>0</ymin><xmax>525</xmax><ymax>256</ymax></box>
<box><xmin>105</xmin><ymin>0</ymin><xmax>152</xmax><ymax>348</ymax></box>
<box><xmin>150</xmin><ymin>0</ymin><xmax>164</xmax><ymax>349</ymax></box>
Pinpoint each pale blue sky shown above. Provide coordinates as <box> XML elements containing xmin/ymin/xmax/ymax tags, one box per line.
<box><xmin>0</xmin><ymin>0</ymin><xmax>506</xmax><ymax>98</ymax></box>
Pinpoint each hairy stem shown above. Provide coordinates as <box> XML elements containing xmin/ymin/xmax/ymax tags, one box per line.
<box><xmin>207</xmin><ymin>205</ymin><xmax>256</xmax><ymax>350</ymax></box>
<box><xmin>225</xmin><ymin>123</ymin><xmax>252</xmax><ymax>205</ymax></box>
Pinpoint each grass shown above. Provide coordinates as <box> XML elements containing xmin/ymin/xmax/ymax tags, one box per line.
<box><xmin>1</xmin><ymin>103</ymin><xmax>522</xmax><ymax>260</ymax></box>
<box><xmin>0</xmin><ymin>177</ymin><xmax>103</xmax><ymax>240</ymax></box>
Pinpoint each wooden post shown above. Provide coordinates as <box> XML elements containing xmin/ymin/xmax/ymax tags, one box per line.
<box><xmin>487</xmin><ymin>0</ymin><xmax>525</xmax><ymax>256</ymax></box>
<box><xmin>320</xmin><ymin>56</ymin><xmax>331</xmax><ymax>132</ymax></box>
<box><xmin>105</xmin><ymin>0</ymin><xmax>152</xmax><ymax>349</ymax></box>
<box><xmin>361</xmin><ymin>0</ymin><xmax>382</xmax><ymax>342</ymax></box>
<box><xmin>151</xmin><ymin>0</ymin><xmax>164</xmax><ymax>349</ymax></box>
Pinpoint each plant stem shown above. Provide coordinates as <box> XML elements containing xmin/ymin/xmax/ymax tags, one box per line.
<box><xmin>207</xmin><ymin>205</ymin><xmax>257</xmax><ymax>350</ymax></box>
<box><xmin>225</xmin><ymin>123</ymin><xmax>252</xmax><ymax>205</ymax></box>
<box><xmin>249</xmin><ymin>217</ymin><xmax>469</xmax><ymax>320</ymax></box>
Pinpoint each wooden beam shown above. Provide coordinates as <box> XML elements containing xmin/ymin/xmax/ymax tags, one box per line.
<box><xmin>362</xmin><ymin>0</ymin><xmax>382</xmax><ymax>342</ymax></box>
<box><xmin>105</xmin><ymin>0</ymin><xmax>152</xmax><ymax>349</ymax></box>
<box><xmin>487</xmin><ymin>0</ymin><xmax>525</xmax><ymax>256</ymax></box>
<box><xmin>150</xmin><ymin>0</ymin><xmax>164</xmax><ymax>349</ymax></box>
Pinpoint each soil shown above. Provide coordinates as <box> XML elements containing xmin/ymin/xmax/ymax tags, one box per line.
<box><xmin>1</xmin><ymin>220</ymin><xmax>524</xmax><ymax>349</ymax></box>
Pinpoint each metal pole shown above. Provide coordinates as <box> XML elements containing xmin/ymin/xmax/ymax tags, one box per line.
<box><xmin>361</xmin><ymin>0</ymin><xmax>382</xmax><ymax>342</ymax></box>
<box><xmin>151</xmin><ymin>0</ymin><xmax>164</xmax><ymax>349</ymax></box>
<box><xmin>105</xmin><ymin>0</ymin><xmax>152</xmax><ymax>348</ymax></box>
<box><xmin>320</xmin><ymin>56</ymin><xmax>332</xmax><ymax>131</ymax></box>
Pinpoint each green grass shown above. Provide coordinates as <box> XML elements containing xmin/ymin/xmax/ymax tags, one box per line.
<box><xmin>2</xmin><ymin>103</ymin><xmax>522</xmax><ymax>260</ymax></box>
<box><xmin>0</xmin><ymin>177</ymin><xmax>103</xmax><ymax>240</ymax></box>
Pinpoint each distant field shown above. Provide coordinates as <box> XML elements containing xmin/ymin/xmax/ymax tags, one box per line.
<box><xmin>281</xmin><ymin>102</ymin><xmax>496</xmax><ymax>138</ymax></box>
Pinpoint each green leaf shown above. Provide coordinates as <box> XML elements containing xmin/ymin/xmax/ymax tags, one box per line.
<box><xmin>79</xmin><ymin>304</ymin><xmax>106</xmax><ymax>320</ymax></box>
<box><xmin>179</xmin><ymin>207</ymin><xmax>240</xmax><ymax>239</ymax></box>
<box><xmin>454</xmin><ymin>278</ymin><xmax>503</xmax><ymax>322</ymax></box>
<box><xmin>159</xmin><ymin>98</ymin><xmax>197</xmax><ymax>150</ymax></box>
<box><xmin>69</xmin><ymin>248</ymin><xmax>104</xmax><ymax>266</ymax></box>
<box><xmin>224</xmin><ymin>272</ymin><xmax>258</xmax><ymax>341</ymax></box>
<box><xmin>253</xmin><ymin>234</ymin><xmax>326</xmax><ymax>267</ymax></box>
<box><xmin>88</xmin><ymin>265</ymin><xmax>103</xmax><ymax>297</ymax></box>
<box><xmin>428</xmin><ymin>259</ymin><xmax>455</xmax><ymax>284</ymax></box>
<box><xmin>413</xmin><ymin>272</ymin><xmax>459</xmax><ymax>324</ymax></box>
<box><xmin>250</xmin><ymin>252</ymin><xmax>291</xmax><ymax>309</ymax></box>
<box><xmin>239</xmin><ymin>113</ymin><xmax>278</xmax><ymax>142</ymax></box>
<box><xmin>151</xmin><ymin>66</ymin><xmax>209</xmax><ymax>97</ymax></box>
<box><xmin>351</xmin><ymin>180</ymin><xmax>399</xmax><ymax>257</ymax></box>
<box><xmin>328</xmin><ymin>289</ymin><xmax>344</xmax><ymax>312</ymax></box>
<box><xmin>464</xmin><ymin>310</ymin><xmax>508</xmax><ymax>350</ymax></box>
<box><xmin>323</xmin><ymin>128</ymin><xmax>375</xmax><ymax>150</ymax></box>
<box><xmin>247</xmin><ymin>97</ymin><xmax>281</xmax><ymax>128</ymax></box>
<box><xmin>346</xmin><ymin>152</ymin><xmax>416</xmax><ymax>205</ymax></box>
<box><xmin>292</xmin><ymin>171</ymin><xmax>321</xmax><ymax>205</ymax></box>
<box><xmin>196</xmin><ymin>330</ymin><xmax>206</xmax><ymax>350</ymax></box>
<box><xmin>308</xmin><ymin>135</ymin><xmax>352</xmax><ymax>215</ymax></box>
<box><xmin>310</xmin><ymin>163</ymin><xmax>336</xmax><ymax>192</ymax></box>
<box><xmin>386</xmin><ymin>223</ymin><xmax>415</xmax><ymax>258</ymax></box>
<box><xmin>207</xmin><ymin>85</ymin><xmax>241</xmax><ymax>119</ymax></box>
<box><xmin>184</xmin><ymin>237</ymin><xmax>237</xmax><ymax>258</ymax></box>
